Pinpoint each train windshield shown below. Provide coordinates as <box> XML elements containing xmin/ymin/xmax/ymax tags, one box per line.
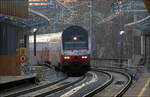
<box><xmin>63</xmin><ymin>41</ymin><xmax>88</xmax><ymax>49</ymax></box>
<box><xmin>62</xmin><ymin>26</ymin><xmax>88</xmax><ymax>50</ymax></box>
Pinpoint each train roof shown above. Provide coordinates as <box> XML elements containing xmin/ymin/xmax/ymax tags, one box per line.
<box><xmin>62</xmin><ymin>26</ymin><xmax>88</xmax><ymax>42</ymax></box>
<box><xmin>62</xmin><ymin>26</ymin><xmax>88</xmax><ymax>38</ymax></box>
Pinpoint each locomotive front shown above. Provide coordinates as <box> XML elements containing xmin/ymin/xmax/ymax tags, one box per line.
<box><xmin>60</xmin><ymin>26</ymin><xmax>90</xmax><ymax>75</ymax></box>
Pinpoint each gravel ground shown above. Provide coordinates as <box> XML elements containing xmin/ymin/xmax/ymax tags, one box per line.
<box><xmin>70</xmin><ymin>71</ymin><xmax>108</xmax><ymax>97</ymax></box>
<box><xmin>0</xmin><ymin>83</ymin><xmax>37</xmax><ymax>96</ymax></box>
<box><xmin>22</xmin><ymin>76</ymin><xmax>81</xmax><ymax>97</ymax></box>
<box><xmin>47</xmin><ymin>71</ymin><xmax>108</xmax><ymax>97</ymax></box>
<box><xmin>32</xmin><ymin>67</ymin><xmax>66</xmax><ymax>82</ymax></box>
<box><xmin>0</xmin><ymin>68</ymin><xmax>66</xmax><ymax>96</ymax></box>
<box><xmin>96</xmin><ymin>66</ymin><xmax>143</xmax><ymax>82</ymax></box>
<box><xmin>46</xmin><ymin>73</ymin><xmax>91</xmax><ymax>97</ymax></box>
<box><xmin>93</xmin><ymin>71</ymin><xmax>128</xmax><ymax>97</ymax></box>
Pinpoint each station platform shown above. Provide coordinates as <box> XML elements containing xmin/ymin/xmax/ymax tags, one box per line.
<box><xmin>0</xmin><ymin>74</ymin><xmax>37</xmax><ymax>91</ymax></box>
<box><xmin>123</xmin><ymin>73</ymin><xmax>150</xmax><ymax>97</ymax></box>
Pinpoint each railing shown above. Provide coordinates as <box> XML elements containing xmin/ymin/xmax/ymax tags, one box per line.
<box><xmin>91</xmin><ymin>58</ymin><xmax>128</xmax><ymax>68</ymax></box>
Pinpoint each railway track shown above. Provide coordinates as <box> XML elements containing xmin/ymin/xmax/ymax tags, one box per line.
<box><xmin>47</xmin><ymin>68</ymin><xmax>131</xmax><ymax>97</ymax></box>
<box><xmin>51</xmin><ymin>68</ymin><xmax>131</xmax><ymax>97</ymax></box>
<box><xmin>3</xmin><ymin>76</ymin><xmax>84</xmax><ymax>97</ymax></box>
<box><xmin>3</xmin><ymin>76</ymin><xmax>67</xmax><ymax>97</ymax></box>
<box><xmin>2</xmin><ymin>67</ymin><xmax>132</xmax><ymax>97</ymax></box>
<box><xmin>82</xmin><ymin>69</ymin><xmax>113</xmax><ymax>97</ymax></box>
<box><xmin>50</xmin><ymin>70</ymin><xmax>111</xmax><ymax>97</ymax></box>
<box><xmin>83</xmin><ymin>68</ymin><xmax>132</xmax><ymax>97</ymax></box>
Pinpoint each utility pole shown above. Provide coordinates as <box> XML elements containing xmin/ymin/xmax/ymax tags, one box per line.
<box><xmin>132</xmin><ymin>0</ymin><xmax>137</xmax><ymax>61</ymax></box>
<box><xmin>33</xmin><ymin>28</ymin><xmax>38</xmax><ymax>56</ymax></box>
<box><xmin>133</xmin><ymin>0</ymin><xmax>137</xmax><ymax>22</ymax></box>
<box><xmin>119</xmin><ymin>0</ymin><xmax>124</xmax><ymax>68</ymax></box>
<box><xmin>34</xmin><ymin>32</ymin><xmax>36</xmax><ymax>56</ymax></box>
<box><xmin>90</xmin><ymin>0</ymin><xmax>94</xmax><ymax>58</ymax></box>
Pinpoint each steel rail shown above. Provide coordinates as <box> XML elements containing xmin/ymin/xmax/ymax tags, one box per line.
<box><xmin>97</xmin><ymin>68</ymin><xmax>132</xmax><ymax>97</ymax></box>
<box><xmin>113</xmin><ymin>70</ymin><xmax>132</xmax><ymax>97</ymax></box>
<box><xmin>83</xmin><ymin>69</ymin><xmax>113</xmax><ymax>97</ymax></box>
<box><xmin>32</xmin><ymin>75</ymin><xmax>85</xmax><ymax>97</ymax></box>
<box><xmin>4</xmin><ymin>76</ymin><xmax>68</xmax><ymax>97</ymax></box>
<box><xmin>83</xmin><ymin>67</ymin><xmax>132</xmax><ymax>97</ymax></box>
<box><xmin>96</xmin><ymin>69</ymin><xmax>132</xmax><ymax>97</ymax></box>
<box><xmin>95</xmin><ymin>68</ymin><xmax>132</xmax><ymax>97</ymax></box>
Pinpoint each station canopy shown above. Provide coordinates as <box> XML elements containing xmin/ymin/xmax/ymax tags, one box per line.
<box><xmin>125</xmin><ymin>16</ymin><xmax>150</xmax><ymax>31</ymax></box>
<box><xmin>0</xmin><ymin>0</ymin><xmax>28</xmax><ymax>19</ymax></box>
<box><xmin>125</xmin><ymin>0</ymin><xmax>150</xmax><ymax>32</ymax></box>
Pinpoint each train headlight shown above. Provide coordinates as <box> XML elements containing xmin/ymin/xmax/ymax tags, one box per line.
<box><xmin>82</xmin><ymin>56</ymin><xmax>88</xmax><ymax>59</ymax></box>
<box><xmin>73</xmin><ymin>37</ymin><xmax>78</xmax><ymax>41</ymax></box>
<box><xmin>64</xmin><ymin>56</ymin><xmax>70</xmax><ymax>59</ymax></box>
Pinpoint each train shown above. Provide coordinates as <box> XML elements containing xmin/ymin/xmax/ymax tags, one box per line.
<box><xmin>29</xmin><ymin>26</ymin><xmax>91</xmax><ymax>76</ymax></box>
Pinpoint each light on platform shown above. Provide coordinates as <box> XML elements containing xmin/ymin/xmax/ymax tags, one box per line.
<box><xmin>120</xmin><ymin>31</ymin><xmax>125</xmax><ymax>35</ymax></box>
<box><xmin>33</xmin><ymin>28</ymin><xmax>37</xmax><ymax>32</ymax></box>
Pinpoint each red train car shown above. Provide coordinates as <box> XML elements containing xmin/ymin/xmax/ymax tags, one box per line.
<box><xmin>59</xmin><ymin>26</ymin><xmax>91</xmax><ymax>75</ymax></box>
<box><xmin>29</xmin><ymin>26</ymin><xmax>91</xmax><ymax>76</ymax></box>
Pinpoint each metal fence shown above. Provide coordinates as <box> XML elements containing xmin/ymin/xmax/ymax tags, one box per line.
<box><xmin>91</xmin><ymin>58</ymin><xmax>128</xmax><ymax>68</ymax></box>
